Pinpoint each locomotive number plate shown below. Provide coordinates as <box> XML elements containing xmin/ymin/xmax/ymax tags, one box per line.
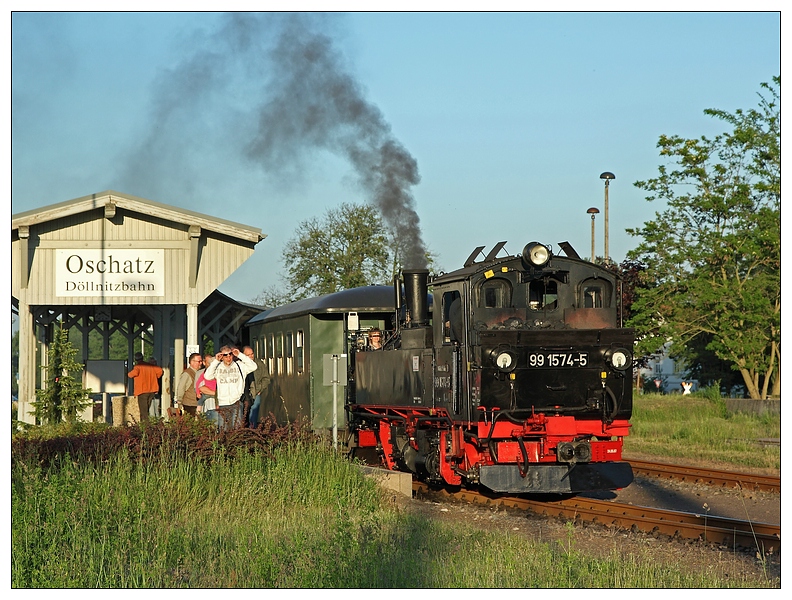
<box><xmin>528</xmin><ymin>352</ymin><xmax>588</xmax><ymax>368</ymax></box>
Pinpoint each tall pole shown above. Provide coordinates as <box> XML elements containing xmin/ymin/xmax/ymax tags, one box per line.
<box><xmin>604</xmin><ymin>180</ymin><xmax>609</xmax><ymax>262</ymax></box>
<box><xmin>600</xmin><ymin>172</ymin><xmax>615</xmax><ymax>263</ymax></box>
<box><xmin>332</xmin><ymin>354</ymin><xmax>339</xmax><ymax>449</ymax></box>
<box><xmin>587</xmin><ymin>207</ymin><xmax>599</xmax><ymax>262</ymax></box>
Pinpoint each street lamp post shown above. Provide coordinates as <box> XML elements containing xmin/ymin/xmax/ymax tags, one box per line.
<box><xmin>600</xmin><ymin>172</ymin><xmax>615</xmax><ymax>263</ymax></box>
<box><xmin>586</xmin><ymin>207</ymin><xmax>599</xmax><ymax>262</ymax></box>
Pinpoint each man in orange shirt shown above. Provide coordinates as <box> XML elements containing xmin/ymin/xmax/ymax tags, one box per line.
<box><xmin>128</xmin><ymin>352</ymin><xmax>163</xmax><ymax>423</ymax></box>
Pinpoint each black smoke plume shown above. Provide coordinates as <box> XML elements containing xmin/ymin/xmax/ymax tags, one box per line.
<box><xmin>117</xmin><ymin>13</ymin><xmax>428</xmax><ymax>270</ymax></box>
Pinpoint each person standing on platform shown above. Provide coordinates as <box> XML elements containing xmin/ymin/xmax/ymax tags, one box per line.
<box><xmin>195</xmin><ymin>353</ymin><xmax>216</xmax><ymax>415</ymax></box>
<box><xmin>175</xmin><ymin>353</ymin><xmax>202</xmax><ymax>416</ymax></box>
<box><xmin>128</xmin><ymin>352</ymin><xmax>163</xmax><ymax>423</ymax></box>
<box><xmin>203</xmin><ymin>345</ymin><xmax>257</xmax><ymax>430</ymax></box>
<box><xmin>242</xmin><ymin>346</ymin><xmax>270</xmax><ymax>428</ymax></box>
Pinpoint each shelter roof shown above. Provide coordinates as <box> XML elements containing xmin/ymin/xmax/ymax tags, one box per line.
<box><xmin>11</xmin><ymin>190</ymin><xmax>263</xmax><ymax>243</ymax></box>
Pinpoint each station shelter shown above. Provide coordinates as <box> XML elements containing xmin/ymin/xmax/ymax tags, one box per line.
<box><xmin>11</xmin><ymin>190</ymin><xmax>266</xmax><ymax>425</ymax></box>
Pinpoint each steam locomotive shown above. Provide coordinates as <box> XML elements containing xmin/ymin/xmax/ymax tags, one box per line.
<box><xmin>246</xmin><ymin>240</ymin><xmax>634</xmax><ymax>495</ymax></box>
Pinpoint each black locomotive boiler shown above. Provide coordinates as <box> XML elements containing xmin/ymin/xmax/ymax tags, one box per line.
<box><xmin>247</xmin><ymin>241</ymin><xmax>635</xmax><ymax>495</ymax></box>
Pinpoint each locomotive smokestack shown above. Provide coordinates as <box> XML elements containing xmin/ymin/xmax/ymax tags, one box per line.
<box><xmin>403</xmin><ymin>269</ymin><xmax>429</xmax><ymax>327</ymax></box>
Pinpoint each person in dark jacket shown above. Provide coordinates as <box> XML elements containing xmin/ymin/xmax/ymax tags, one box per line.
<box><xmin>243</xmin><ymin>346</ymin><xmax>270</xmax><ymax>428</ymax></box>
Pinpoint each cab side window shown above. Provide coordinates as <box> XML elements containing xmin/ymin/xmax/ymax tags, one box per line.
<box><xmin>580</xmin><ymin>278</ymin><xmax>612</xmax><ymax>308</ymax></box>
<box><xmin>479</xmin><ymin>278</ymin><xmax>512</xmax><ymax>308</ymax></box>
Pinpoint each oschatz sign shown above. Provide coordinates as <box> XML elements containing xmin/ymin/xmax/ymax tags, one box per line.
<box><xmin>56</xmin><ymin>249</ymin><xmax>165</xmax><ymax>297</ymax></box>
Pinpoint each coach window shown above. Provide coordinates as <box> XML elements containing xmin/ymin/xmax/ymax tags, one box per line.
<box><xmin>528</xmin><ymin>279</ymin><xmax>558</xmax><ymax>311</ymax></box>
<box><xmin>286</xmin><ymin>331</ymin><xmax>294</xmax><ymax>375</ymax></box>
<box><xmin>268</xmin><ymin>333</ymin><xmax>276</xmax><ymax>374</ymax></box>
<box><xmin>479</xmin><ymin>278</ymin><xmax>512</xmax><ymax>308</ymax></box>
<box><xmin>276</xmin><ymin>333</ymin><xmax>284</xmax><ymax>375</ymax></box>
<box><xmin>296</xmin><ymin>330</ymin><xmax>304</xmax><ymax>373</ymax></box>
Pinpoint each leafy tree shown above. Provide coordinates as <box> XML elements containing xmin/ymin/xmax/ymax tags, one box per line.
<box><xmin>675</xmin><ymin>332</ymin><xmax>745</xmax><ymax>394</ymax></box>
<box><xmin>280</xmin><ymin>202</ymin><xmax>390</xmax><ymax>300</ymax></box>
<box><xmin>34</xmin><ymin>324</ymin><xmax>93</xmax><ymax>424</ymax></box>
<box><xmin>600</xmin><ymin>258</ymin><xmax>650</xmax><ymax>326</ymax></box>
<box><xmin>255</xmin><ymin>202</ymin><xmax>441</xmax><ymax>305</ymax></box>
<box><xmin>627</xmin><ymin>77</ymin><xmax>780</xmax><ymax>399</ymax></box>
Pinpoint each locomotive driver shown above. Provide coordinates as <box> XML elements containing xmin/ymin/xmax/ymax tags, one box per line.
<box><xmin>203</xmin><ymin>345</ymin><xmax>257</xmax><ymax>430</ymax></box>
<box><xmin>368</xmin><ymin>328</ymin><xmax>383</xmax><ymax>350</ymax></box>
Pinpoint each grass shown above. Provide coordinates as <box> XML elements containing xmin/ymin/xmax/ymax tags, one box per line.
<box><xmin>12</xmin><ymin>436</ymin><xmax>778</xmax><ymax>588</ymax></box>
<box><xmin>11</xmin><ymin>395</ymin><xmax>781</xmax><ymax>588</ymax></box>
<box><xmin>625</xmin><ymin>392</ymin><xmax>781</xmax><ymax>471</ymax></box>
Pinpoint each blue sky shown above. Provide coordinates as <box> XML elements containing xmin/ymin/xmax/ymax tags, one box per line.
<box><xmin>10</xmin><ymin>10</ymin><xmax>782</xmax><ymax>304</ymax></box>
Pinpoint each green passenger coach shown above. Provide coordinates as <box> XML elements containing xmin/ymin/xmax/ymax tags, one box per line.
<box><xmin>245</xmin><ymin>285</ymin><xmax>400</xmax><ymax>433</ymax></box>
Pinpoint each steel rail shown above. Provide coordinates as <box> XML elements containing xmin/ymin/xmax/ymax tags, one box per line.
<box><xmin>625</xmin><ymin>458</ymin><xmax>781</xmax><ymax>493</ymax></box>
<box><xmin>415</xmin><ymin>483</ymin><xmax>781</xmax><ymax>555</ymax></box>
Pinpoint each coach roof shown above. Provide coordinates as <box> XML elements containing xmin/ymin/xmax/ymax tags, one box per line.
<box><xmin>247</xmin><ymin>285</ymin><xmax>398</xmax><ymax>324</ymax></box>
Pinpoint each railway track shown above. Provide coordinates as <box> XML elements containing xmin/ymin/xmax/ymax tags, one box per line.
<box><xmin>626</xmin><ymin>458</ymin><xmax>781</xmax><ymax>493</ymax></box>
<box><xmin>413</xmin><ymin>483</ymin><xmax>781</xmax><ymax>555</ymax></box>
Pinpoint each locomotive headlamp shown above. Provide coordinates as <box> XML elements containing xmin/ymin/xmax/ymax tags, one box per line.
<box><xmin>522</xmin><ymin>242</ymin><xmax>551</xmax><ymax>268</ymax></box>
<box><xmin>495</xmin><ymin>352</ymin><xmax>517</xmax><ymax>372</ymax></box>
<box><xmin>605</xmin><ymin>348</ymin><xmax>633</xmax><ymax>371</ymax></box>
<box><xmin>488</xmin><ymin>347</ymin><xmax>517</xmax><ymax>372</ymax></box>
